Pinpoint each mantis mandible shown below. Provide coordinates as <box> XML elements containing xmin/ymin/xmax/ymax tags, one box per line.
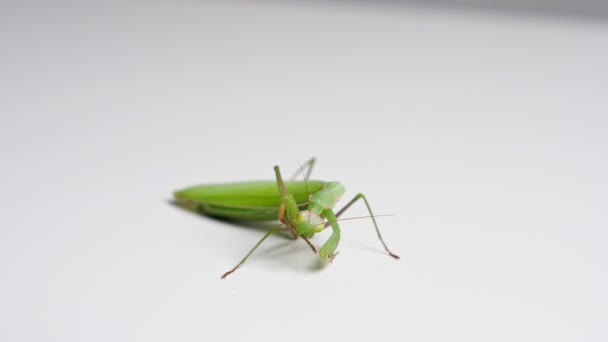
<box><xmin>173</xmin><ymin>158</ymin><xmax>399</xmax><ymax>278</ymax></box>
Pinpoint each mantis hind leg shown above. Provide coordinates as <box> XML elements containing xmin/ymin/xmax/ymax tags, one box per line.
<box><xmin>221</xmin><ymin>227</ymin><xmax>290</xmax><ymax>279</ymax></box>
<box><xmin>332</xmin><ymin>193</ymin><xmax>400</xmax><ymax>259</ymax></box>
<box><xmin>289</xmin><ymin>157</ymin><xmax>316</xmax><ymax>180</ymax></box>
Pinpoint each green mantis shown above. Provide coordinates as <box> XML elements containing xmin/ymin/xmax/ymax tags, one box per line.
<box><xmin>173</xmin><ymin>158</ymin><xmax>399</xmax><ymax>278</ymax></box>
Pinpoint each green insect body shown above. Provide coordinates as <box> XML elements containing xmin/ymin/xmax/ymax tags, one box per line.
<box><xmin>173</xmin><ymin>158</ymin><xmax>399</xmax><ymax>279</ymax></box>
<box><xmin>174</xmin><ymin>180</ymin><xmax>326</xmax><ymax>221</ymax></box>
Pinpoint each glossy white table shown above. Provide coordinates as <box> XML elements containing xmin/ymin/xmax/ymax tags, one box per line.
<box><xmin>2</xmin><ymin>1</ymin><xmax>607</xmax><ymax>341</ymax></box>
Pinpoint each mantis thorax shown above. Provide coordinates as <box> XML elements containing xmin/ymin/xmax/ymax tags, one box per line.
<box><xmin>308</xmin><ymin>182</ymin><xmax>345</xmax><ymax>213</ymax></box>
<box><xmin>292</xmin><ymin>182</ymin><xmax>346</xmax><ymax>239</ymax></box>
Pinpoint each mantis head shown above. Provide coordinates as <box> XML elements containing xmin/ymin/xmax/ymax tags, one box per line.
<box><xmin>294</xmin><ymin>210</ymin><xmax>324</xmax><ymax>238</ymax></box>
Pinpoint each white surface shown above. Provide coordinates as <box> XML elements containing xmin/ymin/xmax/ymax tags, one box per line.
<box><xmin>1</xmin><ymin>1</ymin><xmax>607</xmax><ymax>341</ymax></box>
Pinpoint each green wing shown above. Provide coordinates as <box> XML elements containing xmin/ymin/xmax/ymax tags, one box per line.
<box><xmin>173</xmin><ymin>180</ymin><xmax>326</xmax><ymax>221</ymax></box>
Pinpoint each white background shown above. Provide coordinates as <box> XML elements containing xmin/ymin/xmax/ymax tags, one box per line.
<box><xmin>1</xmin><ymin>1</ymin><xmax>607</xmax><ymax>341</ymax></box>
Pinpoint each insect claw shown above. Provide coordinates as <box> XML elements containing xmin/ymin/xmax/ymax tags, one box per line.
<box><xmin>388</xmin><ymin>251</ymin><xmax>400</xmax><ymax>259</ymax></box>
<box><xmin>221</xmin><ymin>265</ymin><xmax>240</xmax><ymax>279</ymax></box>
<box><xmin>328</xmin><ymin>251</ymin><xmax>339</xmax><ymax>263</ymax></box>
